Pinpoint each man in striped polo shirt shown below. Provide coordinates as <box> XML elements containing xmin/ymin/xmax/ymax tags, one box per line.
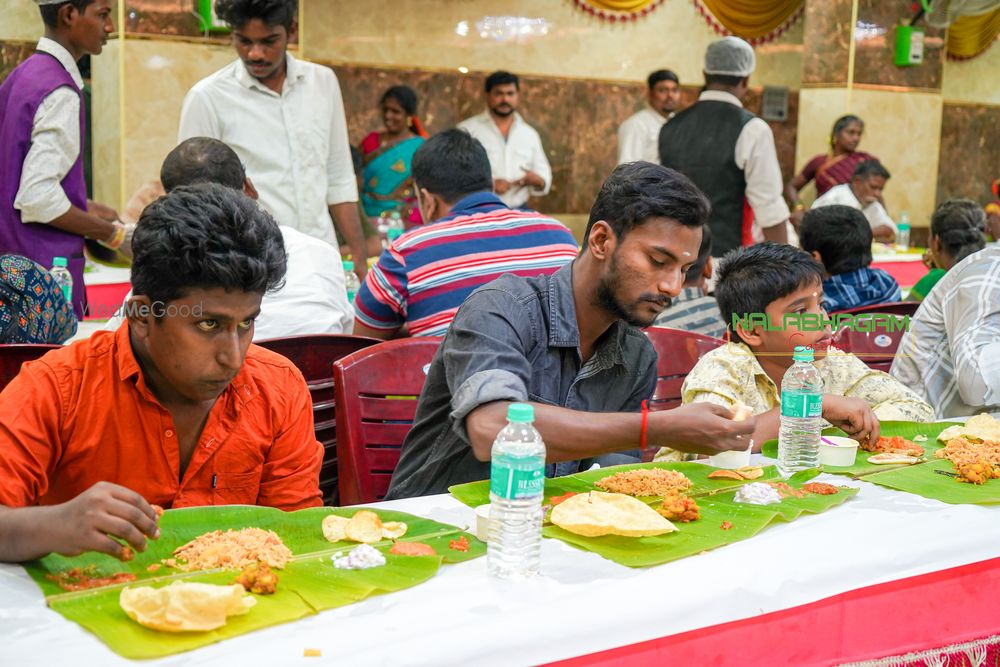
<box><xmin>353</xmin><ymin>129</ymin><xmax>578</xmax><ymax>339</ymax></box>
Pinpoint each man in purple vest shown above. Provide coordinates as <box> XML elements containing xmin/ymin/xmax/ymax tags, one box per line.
<box><xmin>0</xmin><ymin>0</ymin><xmax>125</xmax><ymax>319</ymax></box>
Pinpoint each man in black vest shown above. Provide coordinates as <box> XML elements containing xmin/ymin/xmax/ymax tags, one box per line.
<box><xmin>659</xmin><ymin>37</ymin><xmax>789</xmax><ymax>258</ymax></box>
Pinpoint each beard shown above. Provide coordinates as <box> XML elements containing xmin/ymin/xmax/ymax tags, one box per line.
<box><xmin>491</xmin><ymin>104</ymin><xmax>514</xmax><ymax>117</ymax></box>
<box><xmin>595</xmin><ymin>254</ymin><xmax>671</xmax><ymax>328</ymax></box>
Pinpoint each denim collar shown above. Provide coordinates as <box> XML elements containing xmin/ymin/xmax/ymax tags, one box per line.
<box><xmin>546</xmin><ymin>263</ymin><xmax>629</xmax><ymax>367</ymax></box>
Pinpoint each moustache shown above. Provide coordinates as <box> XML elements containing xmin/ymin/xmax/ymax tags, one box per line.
<box><xmin>642</xmin><ymin>296</ymin><xmax>672</xmax><ymax>309</ymax></box>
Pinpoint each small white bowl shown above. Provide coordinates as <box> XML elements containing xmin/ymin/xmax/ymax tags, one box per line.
<box><xmin>474</xmin><ymin>504</ymin><xmax>491</xmax><ymax>542</ymax></box>
<box><xmin>819</xmin><ymin>436</ymin><xmax>859</xmax><ymax>467</ymax></box>
<box><xmin>708</xmin><ymin>447</ymin><xmax>752</xmax><ymax>470</ymax></box>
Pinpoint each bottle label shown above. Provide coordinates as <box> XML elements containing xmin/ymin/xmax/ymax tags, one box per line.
<box><xmin>60</xmin><ymin>285</ymin><xmax>72</xmax><ymax>303</ymax></box>
<box><xmin>490</xmin><ymin>453</ymin><xmax>544</xmax><ymax>500</ymax></box>
<box><xmin>780</xmin><ymin>392</ymin><xmax>822</xmax><ymax>418</ymax></box>
<box><xmin>346</xmin><ymin>289</ymin><xmax>356</xmax><ymax>303</ymax></box>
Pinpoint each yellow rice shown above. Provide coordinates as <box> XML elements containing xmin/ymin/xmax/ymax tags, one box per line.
<box><xmin>171</xmin><ymin>528</ymin><xmax>292</xmax><ymax>571</ymax></box>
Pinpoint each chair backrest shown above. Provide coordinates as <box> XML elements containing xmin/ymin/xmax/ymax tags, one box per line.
<box><xmin>643</xmin><ymin>327</ymin><xmax>726</xmax><ymax>412</ymax></box>
<box><xmin>830</xmin><ymin>301</ymin><xmax>920</xmax><ymax>317</ymax></box>
<box><xmin>0</xmin><ymin>344</ymin><xmax>61</xmax><ymax>392</ymax></box>
<box><xmin>334</xmin><ymin>337</ymin><xmax>442</xmax><ymax>506</ymax></box>
<box><xmin>255</xmin><ymin>334</ymin><xmax>379</xmax><ymax>506</ymax></box>
<box><xmin>832</xmin><ymin>317</ymin><xmax>908</xmax><ymax>373</ymax></box>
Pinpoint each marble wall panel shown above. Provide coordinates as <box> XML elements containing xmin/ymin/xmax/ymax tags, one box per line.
<box><xmin>301</xmin><ymin>0</ymin><xmax>803</xmax><ymax>89</ymax></box>
<box><xmin>801</xmin><ymin>0</ymin><xmax>853</xmax><ymax>85</ymax></box>
<box><xmin>120</xmin><ymin>39</ymin><xmax>234</xmax><ymax>199</ymax></box>
<box><xmin>936</xmin><ymin>103</ymin><xmax>1000</xmax><ymax>206</ymax></box>
<box><xmin>943</xmin><ymin>45</ymin><xmax>1000</xmax><ymax>105</ymax></box>
<box><xmin>853</xmin><ymin>0</ymin><xmax>944</xmax><ymax>90</ymax></box>
<box><xmin>2</xmin><ymin>2</ymin><xmax>43</xmax><ymax>42</ymax></box>
<box><xmin>796</xmin><ymin>87</ymin><xmax>942</xmax><ymax>226</ymax></box>
<box><xmin>0</xmin><ymin>41</ymin><xmax>34</xmax><ymax>85</ymax></box>
<box><xmin>92</xmin><ymin>39</ymin><xmax>123</xmax><ymax>209</ymax></box>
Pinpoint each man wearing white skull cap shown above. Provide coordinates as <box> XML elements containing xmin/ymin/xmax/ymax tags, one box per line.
<box><xmin>659</xmin><ymin>36</ymin><xmax>790</xmax><ymax>258</ymax></box>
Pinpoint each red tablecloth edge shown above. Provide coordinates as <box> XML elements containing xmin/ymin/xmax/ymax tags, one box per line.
<box><xmin>546</xmin><ymin>555</ymin><xmax>1000</xmax><ymax>667</ymax></box>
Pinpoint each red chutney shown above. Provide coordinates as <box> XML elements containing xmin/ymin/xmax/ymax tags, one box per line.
<box><xmin>448</xmin><ymin>536</ymin><xmax>471</xmax><ymax>552</ymax></box>
<box><xmin>46</xmin><ymin>567</ymin><xmax>137</xmax><ymax>591</ymax></box>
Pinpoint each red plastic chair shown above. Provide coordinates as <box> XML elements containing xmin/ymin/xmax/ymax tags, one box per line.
<box><xmin>643</xmin><ymin>327</ymin><xmax>727</xmax><ymax>412</ymax></box>
<box><xmin>0</xmin><ymin>344</ymin><xmax>61</xmax><ymax>393</ymax></box>
<box><xmin>333</xmin><ymin>337</ymin><xmax>442</xmax><ymax>506</ymax></box>
<box><xmin>256</xmin><ymin>334</ymin><xmax>379</xmax><ymax>506</ymax></box>
<box><xmin>830</xmin><ymin>301</ymin><xmax>920</xmax><ymax>317</ymax></box>
<box><xmin>832</xmin><ymin>317</ymin><xmax>908</xmax><ymax>373</ymax></box>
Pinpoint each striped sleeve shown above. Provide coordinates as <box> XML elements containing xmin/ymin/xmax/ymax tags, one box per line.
<box><xmin>354</xmin><ymin>248</ymin><xmax>409</xmax><ymax>331</ymax></box>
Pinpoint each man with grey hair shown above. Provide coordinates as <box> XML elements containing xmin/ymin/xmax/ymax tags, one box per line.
<box><xmin>659</xmin><ymin>36</ymin><xmax>789</xmax><ymax>258</ymax></box>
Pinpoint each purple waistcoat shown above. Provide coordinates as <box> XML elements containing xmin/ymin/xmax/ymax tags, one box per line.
<box><xmin>0</xmin><ymin>52</ymin><xmax>88</xmax><ymax>318</ymax></box>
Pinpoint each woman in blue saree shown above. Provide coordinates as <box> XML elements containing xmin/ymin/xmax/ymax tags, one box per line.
<box><xmin>360</xmin><ymin>86</ymin><xmax>428</xmax><ymax>227</ymax></box>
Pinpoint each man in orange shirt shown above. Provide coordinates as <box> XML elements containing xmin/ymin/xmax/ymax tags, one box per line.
<box><xmin>0</xmin><ymin>182</ymin><xmax>323</xmax><ymax>562</ymax></box>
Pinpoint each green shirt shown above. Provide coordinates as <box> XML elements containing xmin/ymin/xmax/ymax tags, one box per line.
<box><xmin>909</xmin><ymin>268</ymin><xmax>946</xmax><ymax>301</ymax></box>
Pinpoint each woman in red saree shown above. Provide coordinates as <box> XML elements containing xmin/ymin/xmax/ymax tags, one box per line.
<box><xmin>786</xmin><ymin>115</ymin><xmax>877</xmax><ymax>224</ymax></box>
<box><xmin>360</xmin><ymin>86</ymin><xmax>429</xmax><ymax>228</ymax></box>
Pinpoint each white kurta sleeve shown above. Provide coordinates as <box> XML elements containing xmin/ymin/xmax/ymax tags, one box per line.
<box><xmin>14</xmin><ymin>87</ymin><xmax>80</xmax><ymax>224</ymax></box>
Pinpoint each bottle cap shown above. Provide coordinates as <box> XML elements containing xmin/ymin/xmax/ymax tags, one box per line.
<box><xmin>52</xmin><ymin>256</ymin><xmax>67</xmax><ymax>268</ymax></box>
<box><xmin>792</xmin><ymin>345</ymin><xmax>814</xmax><ymax>362</ymax></box>
<box><xmin>343</xmin><ymin>260</ymin><xmax>355</xmax><ymax>271</ymax></box>
<box><xmin>387</xmin><ymin>229</ymin><xmax>403</xmax><ymax>240</ymax></box>
<box><xmin>507</xmin><ymin>402</ymin><xmax>534</xmax><ymax>423</ymax></box>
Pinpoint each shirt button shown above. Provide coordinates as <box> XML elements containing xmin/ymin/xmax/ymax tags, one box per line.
<box><xmin>165</xmin><ymin>429</ymin><xmax>174</xmax><ymax>438</ymax></box>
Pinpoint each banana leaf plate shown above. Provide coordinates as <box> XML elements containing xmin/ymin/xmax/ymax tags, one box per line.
<box><xmin>451</xmin><ymin>464</ymin><xmax>856</xmax><ymax>568</ymax></box>
<box><xmin>761</xmin><ymin>421</ymin><xmax>961</xmax><ymax>478</ymax></box>
<box><xmin>24</xmin><ymin>505</ymin><xmax>483</xmax><ymax>659</ymax></box>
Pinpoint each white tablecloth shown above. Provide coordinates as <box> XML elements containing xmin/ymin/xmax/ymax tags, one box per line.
<box><xmin>2</xmin><ymin>467</ymin><xmax>999</xmax><ymax>667</ymax></box>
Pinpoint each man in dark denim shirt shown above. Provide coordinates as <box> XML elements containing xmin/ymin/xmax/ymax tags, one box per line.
<box><xmin>386</xmin><ymin>162</ymin><xmax>756</xmax><ymax>499</ymax></box>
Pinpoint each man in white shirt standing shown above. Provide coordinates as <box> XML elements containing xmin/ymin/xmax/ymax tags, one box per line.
<box><xmin>617</xmin><ymin>69</ymin><xmax>681</xmax><ymax>165</ymax></box>
<box><xmin>458</xmin><ymin>71</ymin><xmax>552</xmax><ymax>210</ymax></box>
<box><xmin>811</xmin><ymin>159</ymin><xmax>897</xmax><ymax>242</ymax></box>
<box><xmin>177</xmin><ymin>0</ymin><xmax>367</xmax><ymax>277</ymax></box>
<box><xmin>659</xmin><ymin>37</ymin><xmax>789</xmax><ymax>258</ymax></box>
<box><xmin>0</xmin><ymin>0</ymin><xmax>127</xmax><ymax>320</ymax></box>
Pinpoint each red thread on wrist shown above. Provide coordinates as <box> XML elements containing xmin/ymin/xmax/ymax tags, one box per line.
<box><xmin>640</xmin><ymin>400</ymin><xmax>649</xmax><ymax>450</ymax></box>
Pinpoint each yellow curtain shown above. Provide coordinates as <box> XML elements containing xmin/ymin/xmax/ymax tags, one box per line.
<box><xmin>946</xmin><ymin>7</ymin><xmax>1000</xmax><ymax>59</ymax></box>
<box><xmin>698</xmin><ymin>0</ymin><xmax>804</xmax><ymax>40</ymax></box>
<box><xmin>579</xmin><ymin>0</ymin><xmax>659</xmax><ymax>11</ymax></box>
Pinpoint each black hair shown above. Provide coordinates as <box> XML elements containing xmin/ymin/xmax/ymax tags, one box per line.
<box><xmin>215</xmin><ymin>0</ymin><xmax>297</xmax><ymax>30</ymax></box>
<box><xmin>350</xmin><ymin>145</ymin><xmax>363</xmax><ymax>175</ymax></box>
<box><xmin>853</xmin><ymin>159</ymin><xmax>891</xmax><ymax>181</ymax></box>
<box><xmin>412</xmin><ymin>129</ymin><xmax>492</xmax><ymax>202</ymax></box>
<box><xmin>40</xmin><ymin>0</ymin><xmax>95</xmax><ymax>28</ymax></box>
<box><xmin>381</xmin><ymin>85</ymin><xmax>418</xmax><ymax>116</ymax></box>
<box><xmin>684</xmin><ymin>223</ymin><xmax>712</xmax><ymax>284</ymax></box>
<box><xmin>160</xmin><ymin>138</ymin><xmax>245</xmax><ymax>193</ymax></box>
<box><xmin>931</xmin><ymin>198</ymin><xmax>987</xmax><ymax>264</ymax></box>
<box><xmin>583</xmin><ymin>162</ymin><xmax>710</xmax><ymax>246</ymax></box>
<box><xmin>831</xmin><ymin>114</ymin><xmax>863</xmax><ymax>144</ymax></box>
<box><xmin>704</xmin><ymin>73</ymin><xmax>746</xmax><ymax>88</ymax></box>
<box><xmin>485</xmin><ymin>70</ymin><xmax>519</xmax><ymax>92</ymax></box>
<box><xmin>716</xmin><ymin>242</ymin><xmax>824</xmax><ymax>343</ymax></box>
<box><xmin>800</xmin><ymin>205</ymin><xmax>872</xmax><ymax>274</ymax></box>
<box><xmin>647</xmin><ymin>69</ymin><xmax>679</xmax><ymax>90</ymax></box>
<box><xmin>131</xmin><ymin>183</ymin><xmax>286</xmax><ymax>304</ymax></box>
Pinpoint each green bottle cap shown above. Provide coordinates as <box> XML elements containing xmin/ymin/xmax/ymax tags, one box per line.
<box><xmin>343</xmin><ymin>260</ymin><xmax>354</xmax><ymax>271</ymax></box>
<box><xmin>507</xmin><ymin>402</ymin><xmax>534</xmax><ymax>423</ymax></box>
<box><xmin>793</xmin><ymin>345</ymin><xmax>814</xmax><ymax>362</ymax></box>
<box><xmin>52</xmin><ymin>256</ymin><xmax>68</xmax><ymax>268</ymax></box>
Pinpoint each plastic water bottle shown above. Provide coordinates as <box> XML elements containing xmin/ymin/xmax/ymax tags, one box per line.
<box><xmin>487</xmin><ymin>403</ymin><xmax>545</xmax><ymax>580</ymax></box>
<box><xmin>50</xmin><ymin>256</ymin><xmax>73</xmax><ymax>304</ymax></box>
<box><xmin>376</xmin><ymin>212</ymin><xmax>391</xmax><ymax>249</ymax></box>
<box><xmin>386</xmin><ymin>211</ymin><xmax>405</xmax><ymax>245</ymax></box>
<box><xmin>342</xmin><ymin>260</ymin><xmax>360</xmax><ymax>303</ymax></box>
<box><xmin>896</xmin><ymin>212</ymin><xmax>911</xmax><ymax>252</ymax></box>
<box><xmin>778</xmin><ymin>346</ymin><xmax>824</xmax><ymax>477</ymax></box>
